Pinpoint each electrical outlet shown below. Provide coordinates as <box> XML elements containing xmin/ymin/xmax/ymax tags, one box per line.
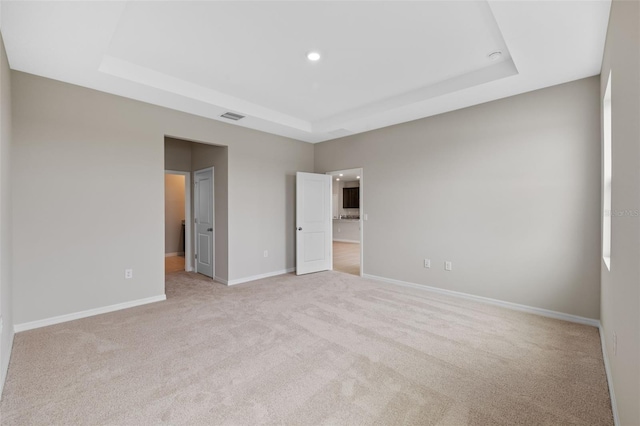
<box><xmin>125</xmin><ymin>268</ymin><xmax>133</xmax><ymax>279</ymax></box>
<box><xmin>445</xmin><ymin>261</ymin><xmax>452</xmax><ymax>271</ymax></box>
<box><xmin>424</xmin><ymin>259</ymin><xmax>431</xmax><ymax>268</ymax></box>
<box><xmin>613</xmin><ymin>332</ymin><xmax>617</xmax><ymax>356</ymax></box>
<box><xmin>263</xmin><ymin>250</ymin><xmax>268</xmax><ymax>258</ymax></box>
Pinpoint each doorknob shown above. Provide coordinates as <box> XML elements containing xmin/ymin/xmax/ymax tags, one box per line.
<box><xmin>207</xmin><ymin>228</ymin><xmax>213</xmax><ymax>232</ymax></box>
<box><xmin>297</xmin><ymin>227</ymin><xmax>302</xmax><ymax>231</ymax></box>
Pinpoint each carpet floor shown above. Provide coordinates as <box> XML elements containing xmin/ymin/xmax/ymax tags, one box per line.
<box><xmin>1</xmin><ymin>271</ymin><xmax>613</xmax><ymax>425</ymax></box>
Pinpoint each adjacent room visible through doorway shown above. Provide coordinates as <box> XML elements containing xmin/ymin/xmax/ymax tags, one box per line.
<box><xmin>333</xmin><ymin>241</ymin><xmax>360</xmax><ymax>275</ymax></box>
<box><xmin>327</xmin><ymin>168</ymin><xmax>363</xmax><ymax>276</ymax></box>
<box><xmin>164</xmin><ymin>136</ymin><xmax>230</xmax><ymax>284</ymax></box>
<box><xmin>164</xmin><ymin>171</ymin><xmax>190</xmax><ymax>274</ymax></box>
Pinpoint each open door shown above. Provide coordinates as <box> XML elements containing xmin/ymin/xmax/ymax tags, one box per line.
<box><xmin>195</xmin><ymin>168</ymin><xmax>214</xmax><ymax>278</ymax></box>
<box><xmin>296</xmin><ymin>172</ymin><xmax>332</xmax><ymax>275</ymax></box>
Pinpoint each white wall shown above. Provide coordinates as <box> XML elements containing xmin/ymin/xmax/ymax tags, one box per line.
<box><xmin>0</xmin><ymin>31</ymin><xmax>13</xmax><ymax>398</ymax></box>
<box><xmin>164</xmin><ymin>174</ymin><xmax>185</xmax><ymax>255</ymax></box>
<box><xmin>599</xmin><ymin>1</ymin><xmax>640</xmax><ymax>424</ymax></box>
<box><xmin>12</xmin><ymin>71</ymin><xmax>314</xmax><ymax>325</ymax></box>
<box><xmin>315</xmin><ymin>77</ymin><xmax>602</xmax><ymax>320</ymax></box>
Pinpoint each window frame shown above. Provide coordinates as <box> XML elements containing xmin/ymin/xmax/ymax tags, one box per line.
<box><xmin>603</xmin><ymin>71</ymin><xmax>612</xmax><ymax>270</ymax></box>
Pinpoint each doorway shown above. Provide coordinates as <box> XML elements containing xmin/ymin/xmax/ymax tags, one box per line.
<box><xmin>164</xmin><ymin>136</ymin><xmax>228</xmax><ymax>283</ymax></box>
<box><xmin>327</xmin><ymin>168</ymin><xmax>363</xmax><ymax>276</ymax></box>
<box><xmin>164</xmin><ymin>171</ymin><xmax>192</xmax><ymax>274</ymax></box>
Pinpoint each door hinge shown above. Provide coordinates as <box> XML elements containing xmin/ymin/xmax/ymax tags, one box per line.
<box><xmin>195</xmin><ymin>254</ymin><xmax>198</xmax><ymax>259</ymax></box>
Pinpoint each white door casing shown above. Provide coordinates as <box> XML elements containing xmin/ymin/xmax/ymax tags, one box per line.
<box><xmin>194</xmin><ymin>168</ymin><xmax>214</xmax><ymax>278</ymax></box>
<box><xmin>296</xmin><ymin>172</ymin><xmax>332</xmax><ymax>275</ymax></box>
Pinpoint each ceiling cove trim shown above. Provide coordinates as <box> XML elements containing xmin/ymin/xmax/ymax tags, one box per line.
<box><xmin>98</xmin><ymin>55</ymin><xmax>312</xmax><ymax>132</ymax></box>
<box><xmin>100</xmin><ymin>53</ymin><xmax>518</xmax><ymax>136</ymax></box>
<box><xmin>312</xmin><ymin>59</ymin><xmax>519</xmax><ymax>133</ymax></box>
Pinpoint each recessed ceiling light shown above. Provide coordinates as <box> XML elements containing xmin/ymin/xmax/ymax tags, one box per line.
<box><xmin>357</xmin><ymin>176</ymin><xmax>360</xmax><ymax>179</ymax></box>
<box><xmin>339</xmin><ymin>173</ymin><xmax>343</xmax><ymax>177</ymax></box>
<box><xmin>307</xmin><ymin>51</ymin><xmax>321</xmax><ymax>62</ymax></box>
<box><xmin>488</xmin><ymin>51</ymin><xmax>503</xmax><ymax>61</ymax></box>
<box><xmin>336</xmin><ymin>178</ymin><xmax>340</xmax><ymax>181</ymax></box>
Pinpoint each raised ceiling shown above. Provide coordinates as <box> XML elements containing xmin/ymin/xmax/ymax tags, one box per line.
<box><xmin>1</xmin><ymin>1</ymin><xmax>611</xmax><ymax>143</ymax></box>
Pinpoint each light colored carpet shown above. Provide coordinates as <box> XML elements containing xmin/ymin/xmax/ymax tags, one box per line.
<box><xmin>1</xmin><ymin>271</ymin><xmax>612</xmax><ymax>425</ymax></box>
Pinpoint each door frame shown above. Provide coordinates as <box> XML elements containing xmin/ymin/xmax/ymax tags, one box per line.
<box><xmin>194</xmin><ymin>167</ymin><xmax>215</xmax><ymax>278</ymax></box>
<box><xmin>326</xmin><ymin>167</ymin><xmax>364</xmax><ymax>277</ymax></box>
<box><xmin>165</xmin><ymin>170</ymin><xmax>192</xmax><ymax>272</ymax></box>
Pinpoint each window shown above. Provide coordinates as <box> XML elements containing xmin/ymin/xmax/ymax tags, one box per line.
<box><xmin>603</xmin><ymin>71</ymin><xmax>612</xmax><ymax>270</ymax></box>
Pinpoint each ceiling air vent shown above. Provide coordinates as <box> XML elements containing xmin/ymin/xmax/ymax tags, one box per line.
<box><xmin>220</xmin><ymin>112</ymin><xmax>245</xmax><ymax>121</ymax></box>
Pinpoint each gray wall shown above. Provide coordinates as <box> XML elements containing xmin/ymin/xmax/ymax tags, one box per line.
<box><xmin>165</xmin><ymin>137</ymin><xmax>191</xmax><ymax>172</ymax></box>
<box><xmin>0</xmin><ymin>31</ymin><xmax>13</xmax><ymax>397</ymax></box>
<box><xmin>164</xmin><ymin>174</ymin><xmax>185</xmax><ymax>254</ymax></box>
<box><xmin>600</xmin><ymin>1</ymin><xmax>640</xmax><ymax>424</ymax></box>
<box><xmin>12</xmin><ymin>71</ymin><xmax>314</xmax><ymax>325</ymax></box>
<box><xmin>315</xmin><ymin>77</ymin><xmax>601</xmax><ymax>320</ymax></box>
<box><xmin>229</xmin><ymin>134</ymin><xmax>312</xmax><ymax>280</ymax></box>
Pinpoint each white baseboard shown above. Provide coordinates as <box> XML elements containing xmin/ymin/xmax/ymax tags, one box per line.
<box><xmin>14</xmin><ymin>295</ymin><xmax>167</xmax><ymax>333</ymax></box>
<box><xmin>599</xmin><ymin>325</ymin><xmax>620</xmax><ymax>426</ymax></box>
<box><xmin>363</xmin><ymin>273</ymin><xmax>600</xmax><ymax>327</ymax></box>
<box><xmin>214</xmin><ymin>276</ymin><xmax>228</xmax><ymax>285</ymax></box>
<box><xmin>227</xmin><ymin>268</ymin><xmax>296</xmax><ymax>286</ymax></box>
<box><xmin>333</xmin><ymin>239</ymin><xmax>360</xmax><ymax>243</ymax></box>
<box><xmin>165</xmin><ymin>252</ymin><xmax>184</xmax><ymax>257</ymax></box>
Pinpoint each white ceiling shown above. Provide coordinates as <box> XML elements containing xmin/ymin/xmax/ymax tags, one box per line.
<box><xmin>1</xmin><ymin>1</ymin><xmax>611</xmax><ymax>143</ymax></box>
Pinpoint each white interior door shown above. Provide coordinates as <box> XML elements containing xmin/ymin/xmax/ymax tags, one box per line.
<box><xmin>296</xmin><ymin>172</ymin><xmax>332</xmax><ymax>275</ymax></box>
<box><xmin>195</xmin><ymin>168</ymin><xmax>214</xmax><ymax>278</ymax></box>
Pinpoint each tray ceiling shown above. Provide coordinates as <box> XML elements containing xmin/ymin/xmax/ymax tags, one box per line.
<box><xmin>1</xmin><ymin>1</ymin><xmax>611</xmax><ymax>143</ymax></box>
